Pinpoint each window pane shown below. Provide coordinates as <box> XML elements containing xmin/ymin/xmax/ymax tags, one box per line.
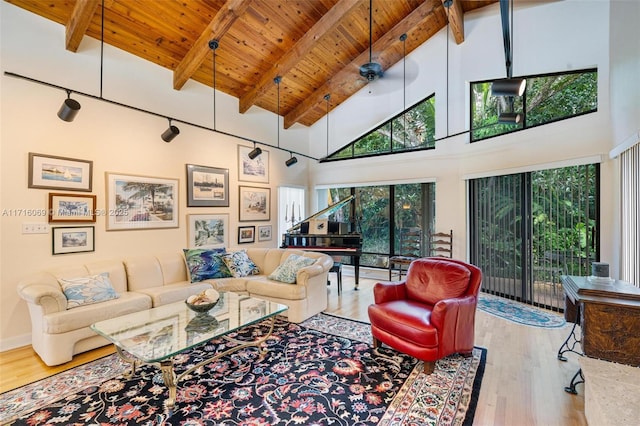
<box><xmin>354</xmin><ymin>123</ymin><xmax>391</xmax><ymax>156</ymax></box>
<box><xmin>394</xmin><ymin>183</ymin><xmax>424</xmax><ymax>256</ymax></box>
<box><xmin>356</xmin><ymin>186</ymin><xmax>390</xmax><ymax>267</ymax></box>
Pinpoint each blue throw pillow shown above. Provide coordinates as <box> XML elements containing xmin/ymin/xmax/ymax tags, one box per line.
<box><xmin>183</xmin><ymin>248</ymin><xmax>230</xmax><ymax>282</ymax></box>
<box><xmin>268</xmin><ymin>254</ymin><xmax>316</xmax><ymax>284</ymax></box>
<box><xmin>222</xmin><ymin>250</ymin><xmax>260</xmax><ymax>278</ymax></box>
<box><xmin>58</xmin><ymin>272</ymin><xmax>119</xmax><ymax>309</ymax></box>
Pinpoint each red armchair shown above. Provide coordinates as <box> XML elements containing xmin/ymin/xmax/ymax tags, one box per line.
<box><xmin>368</xmin><ymin>257</ymin><xmax>482</xmax><ymax>374</ymax></box>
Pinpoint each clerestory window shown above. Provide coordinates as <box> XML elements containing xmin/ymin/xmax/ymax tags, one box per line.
<box><xmin>471</xmin><ymin>68</ymin><xmax>597</xmax><ymax>142</ymax></box>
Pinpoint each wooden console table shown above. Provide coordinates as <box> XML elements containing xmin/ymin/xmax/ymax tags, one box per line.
<box><xmin>559</xmin><ymin>275</ymin><xmax>640</xmax><ymax>393</ymax></box>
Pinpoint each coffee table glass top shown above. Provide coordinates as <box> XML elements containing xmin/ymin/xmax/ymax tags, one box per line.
<box><xmin>91</xmin><ymin>292</ymin><xmax>287</xmax><ymax>363</ymax></box>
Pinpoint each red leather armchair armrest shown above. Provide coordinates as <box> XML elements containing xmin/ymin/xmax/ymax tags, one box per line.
<box><xmin>430</xmin><ymin>294</ymin><xmax>478</xmax><ymax>330</ymax></box>
<box><xmin>372</xmin><ymin>281</ymin><xmax>408</xmax><ymax>304</ymax></box>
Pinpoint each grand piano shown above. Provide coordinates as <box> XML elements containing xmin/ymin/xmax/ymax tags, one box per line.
<box><xmin>281</xmin><ymin>195</ymin><xmax>363</xmax><ymax>289</ymax></box>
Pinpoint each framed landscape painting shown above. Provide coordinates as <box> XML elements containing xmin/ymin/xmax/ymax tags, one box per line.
<box><xmin>48</xmin><ymin>193</ymin><xmax>96</xmax><ymax>223</ymax></box>
<box><xmin>28</xmin><ymin>153</ymin><xmax>93</xmax><ymax>192</ymax></box>
<box><xmin>186</xmin><ymin>164</ymin><xmax>229</xmax><ymax>207</ymax></box>
<box><xmin>238</xmin><ymin>225</ymin><xmax>255</xmax><ymax>244</ymax></box>
<box><xmin>106</xmin><ymin>172</ymin><xmax>179</xmax><ymax>230</ymax></box>
<box><xmin>238</xmin><ymin>145</ymin><xmax>269</xmax><ymax>183</ymax></box>
<box><xmin>239</xmin><ymin>186</ymin><xmax>270</xmax><ymax>222</ymax></box>
<box><xmin>258</xmin><ymin>225</ymin><xmax>272</xmax><ymax>241</ymax></box>
<box><xmin>52</xmin><ymin>226</ymin><xmax>95</xmax><ymax>255</ymax></box>
<box><xmin>188</xmin><ymin>214</ymin><xmax>229</xmax><ymax>249</ymax></box>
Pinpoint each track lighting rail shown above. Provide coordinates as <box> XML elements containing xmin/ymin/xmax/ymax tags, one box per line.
<box><xmin>4</xmin><ymin>71</ymin><xmax>318</xmax><ymax>161</ymax></box>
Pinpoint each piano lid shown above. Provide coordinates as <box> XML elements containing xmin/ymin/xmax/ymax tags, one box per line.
<box><xmin>286</xmin><ymin>195</ymin><xmax>354</xmax><ymax>234</ymax></box>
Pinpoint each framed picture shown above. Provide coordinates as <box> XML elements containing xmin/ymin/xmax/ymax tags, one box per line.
<box><xmin>187</xmin><ymin>214</ymin><xmax>229</xmax><ymax>249</ymax></box>
<box><xmin>258</xmin><ymin>225</ymin><xmax>272</xmax><ymax>241</ymax></box>
<box><xmin>48</xmin><ymin>193</ymin><xmax>96</xmax><ymax>223</ymax></box>
<box><xmin>238</xmin><ymin>225</ymin><xmax>255</xmax><ymax>244</ymax></box>
<box><xmin>106</xmin><ymin>172</ymin><xmax>179</xmax><ymax>230</ymax></box>
<box><xmin>28</xmin><ymin>153</ymin><xmax>93</xmax><ymax>192</ymax></box>
<box><xmin>239</xmin><ymin>186</ymin><xmax>270</xmax><ymax>222</ymax></box>
<box><xmin>186</xmin><ymin>164</ymin><xmax>229</xmax><ymax>207</ymax></box>
<box><xmin>238</xmin><ymin>145</ymin><xmax>269</xmax><ymax>183</ymax></box>
<box><xmin>52</xmin><ymin>226</ymin><xmax>95</xmax><ymax>255</ymax></box>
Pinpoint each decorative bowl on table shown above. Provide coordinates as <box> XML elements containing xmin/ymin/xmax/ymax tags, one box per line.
<box><xmin>185</xmin><ymin>289</ymin><xmax>220</xmax><ymax>315</ymax></box>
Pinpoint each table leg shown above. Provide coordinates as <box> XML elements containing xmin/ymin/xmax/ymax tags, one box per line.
<box><xmin>557</xmin><ymin>321</ymin><xmax>583</xmax><ymax>361</ymax></box>
<box><xmin>159</xmin><ymin>360</ymin><xmax>177</xmax><ymax>410</ymax></box>
<box><xmin>114</xmin><ymin>345</ymin><xmax>140</xmax><ymax>378</ymax></box>
<box><xmin>564</xmin><ymin>368</ymin><xmax>584</xmax><ymax>394</ymax></box>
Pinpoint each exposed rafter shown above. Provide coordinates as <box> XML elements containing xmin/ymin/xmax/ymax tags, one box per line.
<box><xmin>65</xmin><ymin>0</ymin><xmax>100</xmax><ymax>52</ymax></box>
<box><xmin>173</xmin><ymin>0</ymin><xmax>252</xmax><ymax>90</ymax></box>
<box><xmin>284</xmin><ymin>0</ymin><xmax>444</xmax><ymax>128</ymax></box>
<box><xmin>442</xmin><ymin>0</ymin><xmax>465</xmax><ymax>44</ymax></box>
<box><xmin>238</xmin><ymin>0</ymin><xmax>361</xmax><ymax>115</ymax></box>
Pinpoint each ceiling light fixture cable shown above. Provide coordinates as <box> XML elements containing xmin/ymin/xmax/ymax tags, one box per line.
<box><xmin>209</xmin><ymin>39</ymin><xmax>219</xmax><ymax>131</ymax></box>
<box><xmin>275</xmin><ymin>76</ymin><xmax>282</xmax><ymax>148</ymax></box>
<box><xmin>324</xmin><ymin>93</ymin><xmax>330</xmax><ymax>156</ymax></box>
<box><xmin>400</xmin><ymin>33</ymin><xmax>407</xmax><ymax>147</ymax></box>
<box><xmin>100</xmin><ymin>0</ymin><xmax>104</xmax><ymax>98</ymax></box>
<box><xmin>444</xmin><ymin>0</ymin><xmax>452</xmax><ymax>137</ymax></box>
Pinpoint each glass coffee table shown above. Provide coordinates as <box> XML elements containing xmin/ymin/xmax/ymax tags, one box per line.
<box><xmin>91</xmin><ymin>292</ymin><xmax>287</xmax><ymax>411</ymax></box>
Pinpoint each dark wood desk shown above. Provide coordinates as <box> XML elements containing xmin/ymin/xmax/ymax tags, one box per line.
<box><xmin>561</xmin><ymin>275</ymin><xmax>640</xmax><ymax>367</ymax></box>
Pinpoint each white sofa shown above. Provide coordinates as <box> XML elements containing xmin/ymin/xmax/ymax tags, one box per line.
<box><xmin>17</xmin><ymin>248</ymin><xmax>333</xmax><ymax>366</ymax></box>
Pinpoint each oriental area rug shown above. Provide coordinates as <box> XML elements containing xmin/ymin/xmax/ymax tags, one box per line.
<box><xmin>0</xmin><ymin>313</ymin><xmax>486</xmax><ymax>426</ymax></box>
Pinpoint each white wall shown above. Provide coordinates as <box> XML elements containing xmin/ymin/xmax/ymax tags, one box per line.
<box><xmin>308</xmin><ymin>0</ymin><xmax>637</xmax><ymax>272</ymax></box>
<box><xmin>0</xmin><ymin>3</ymin><xmax>310</xmax><ymax>349</ymax></box>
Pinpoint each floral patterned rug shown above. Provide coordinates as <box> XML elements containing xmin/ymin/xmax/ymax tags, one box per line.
<box><xmin>478</xmin><ymin>293</ymin><xmax>566</xmax><ymax>328</ymax></box>
<box><xmin>0</xmin><ymin>313</ymin><xmax>486</xmax><ymax>425</ymax></box>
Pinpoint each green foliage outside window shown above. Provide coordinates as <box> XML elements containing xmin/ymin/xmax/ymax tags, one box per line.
<box><xmin>323</xmin><ymin>96</ymin><xmax>436</xmax><ymax>161</ymax></box>
<box><xmin>471</xmin><ymin>69</ymin><xmax>597</xmax><ymax>142</ymax></box>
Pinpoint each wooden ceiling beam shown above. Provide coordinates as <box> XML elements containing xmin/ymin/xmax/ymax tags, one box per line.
<box><xmin>238</xmin><ymin>0</ymin><xmax>362</xmax><ymax>114</ymax></box>
<box><xmin>442</xmin><ymin>0</ymin><xmax>464</xmax><ymax>44</ymax></box>
<box><xmin>173</xmin><ymin>0</ymin><xmax>253</xmax><ymax>91</ymax></box>
<box><xmin>284</xmin><ymin>0</ymin><xmax>442</xmax><ymax>128</ymax></box>
<box><xmin>65</xmin><ymin>0</ymin><xmax>100</xmax><ymax>52</ymax></box>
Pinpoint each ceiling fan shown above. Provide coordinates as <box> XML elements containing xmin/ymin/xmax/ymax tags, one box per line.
<box><xmin>359</xmin><ymin>0</ymin><xmax>384</xmax><ymax>82</ymax></box>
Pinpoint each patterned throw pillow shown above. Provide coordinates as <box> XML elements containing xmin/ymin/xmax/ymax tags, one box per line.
<box><xmin>222</xmin><ymin>250</ymin><xmax>260</xmax><ymax>278</ymax></box>
<box><xmin>58</xmin><ymin>272</ymin><xmax>119</xmax><ymax>309</ymax></box>
<box><xmin>268</xmin><ymin>254</ymin><xmax>316</xmax><ymax>284</ymax></box>
<box><xmin>183</xmin><ymin>248</ymin><xmax>230</xmax><ymax>282</ymax></box>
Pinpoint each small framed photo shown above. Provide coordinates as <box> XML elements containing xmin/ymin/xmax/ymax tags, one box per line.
<box><xmin>186</xmin><ymin>164</ymin><xmax>229</xmax><ymax>207</ymax></box>
<box><xmin>238</xmin><ymin>225</ymin><xmax>255</xmax><ymax>244</ymax></box>
<box><xmin>238</xmin><ymin>145</ymin><xmax>269</xmax><ymax>183</ymax></box>
<box><xmin>48</xmin><ymin>193</ymin><xmax>97</xmax><ymax>223</ymax></box>
<box><xmin>258</xmin><ymin>225</ymin><xmax>272</xmax><ymax>241</ymax></box>
<box><xmin>239</xmin><ymin>186</ymin><xmax>270</xmax><ymax>222</ymax></box>
<box><xmin>52</xmin><ymin>226</ymin><xmax>95</xmax><ymax>255</ymax></box>
<box><xmin>106</xmin><ymin>172</ymin><xmax>178</xmax><ymax>230</ymax></box>
<box><xmin>187</xmin><ymin>214</ymin><xmax>229</xmax><ymax>249</ymax></box>
<box><xmin>28</xmin><ymin>152</ymin><xmax>93</xmax><ymax>192</ymax></box>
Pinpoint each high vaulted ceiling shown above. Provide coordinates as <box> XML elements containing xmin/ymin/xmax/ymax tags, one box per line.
<box><xmin>6</xmin><ymin>0</ymin><xmax>496</xmax><ymax>128</ymax></box>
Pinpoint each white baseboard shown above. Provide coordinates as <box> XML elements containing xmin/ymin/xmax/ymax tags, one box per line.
<box><xmin>0</xmin><ymin>333</ymin><xmax>31</xmax><ymax>352</ymax></box>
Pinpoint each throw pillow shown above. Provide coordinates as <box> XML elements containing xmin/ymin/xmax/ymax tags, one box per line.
<box><xmin>222</xmin><ymin>250</ymin><xmax>260</xmax><ymax>278</ymax></box>
<box><xmin>58</xmin><ymin>272</ymin><xmax>119</xmax><ymax>309</ymax></box>
<box><xmin>268</xmin><ymin>254</ymin><xmax>316</xmax><ymax>284</ymax></box>
<box><xmin>183</xmin><ymin>248</ymin><xmax>230</xmax><ymax>282</ymax></box>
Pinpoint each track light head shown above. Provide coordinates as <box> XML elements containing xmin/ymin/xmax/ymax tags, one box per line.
<box><xmin>161</xmin><ymin>124</ymin><xmax>180</xmax><ymax>142</ymax></box>
<box><xmin>491</xmin><ymin>78</ymin><xmax>527</xmax><ymax>97</ymax></box>
<box><xmin>248</xmin><ymin>146</ymin><xmax>262</xmax><ymax>159</ymax></box>
<box><xmin>57</xmin><ymin>92</ymin><xmax>81</xmax><ymax>122</ymax></box>
<box><xmin>285</xmin><ymin>155</ymin><xmax>298</xmax><ymax>167</ymax></box>
<box><xmin>498</xmin><ymin>112</ymin><xmax>523</xmax><ymax>125</ymax></box>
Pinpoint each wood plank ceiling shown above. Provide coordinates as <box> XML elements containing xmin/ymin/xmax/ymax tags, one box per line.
<box><xmin>6</xmin><ymin>0</ymin><xmax>496</xmax><ymax>128</ymax></box>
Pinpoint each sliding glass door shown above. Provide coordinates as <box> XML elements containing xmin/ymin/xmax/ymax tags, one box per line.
<box><xmin>470</xmin><ymin>164</ymin><xmax>599</xmax><ymax>310</ymax></box>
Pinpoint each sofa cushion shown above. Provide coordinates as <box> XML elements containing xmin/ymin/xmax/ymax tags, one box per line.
<box><xmin>222</xmin><ymin>250</ymin><xmax>260</xmax><ymax>277</ymax></box>
<box><xmin>268</xmin><ymin>254</ymin><xmax>316</xmax><ymax>283</ymax></box>
<box><xmin>58</xmin><ymin>273</ymin><xmax>119</xmax><ymax>309</ymax></box>
<box><xmin>43</xmin><ymin>292</ymin><xmax>151</xmax><ymax>334</ymax></box>
<box><xmin>135</xmin><ymin>281</ymin><xmax>213</xmax><ymax>307</ymax></box>
<box><xmin>246</xmin><ymin>278</ymin><xmax>307</xmax><ymax>300</ymax></box>
<box><xmin>183</xmin><ymin>248</ymin><xmax>230</xmax><ymax>282</ymax></box>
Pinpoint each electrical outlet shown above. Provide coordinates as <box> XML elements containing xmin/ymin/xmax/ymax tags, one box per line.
<box><xmin>22</xmin><ymin>223</ymin><xmax>49</xmax><ymax>234</ymax></box>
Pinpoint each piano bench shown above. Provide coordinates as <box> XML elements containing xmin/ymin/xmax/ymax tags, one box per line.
<box><xmin>328</xmin><ymin>262</ymin><xmax>342</xmax><ymax>294</ymax></box>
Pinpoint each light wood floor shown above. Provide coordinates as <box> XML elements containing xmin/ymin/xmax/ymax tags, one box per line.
<box><xmin>0</xmin><ymin>275</ymin><xmax>587</xmax><ymax>425</ymax></box>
